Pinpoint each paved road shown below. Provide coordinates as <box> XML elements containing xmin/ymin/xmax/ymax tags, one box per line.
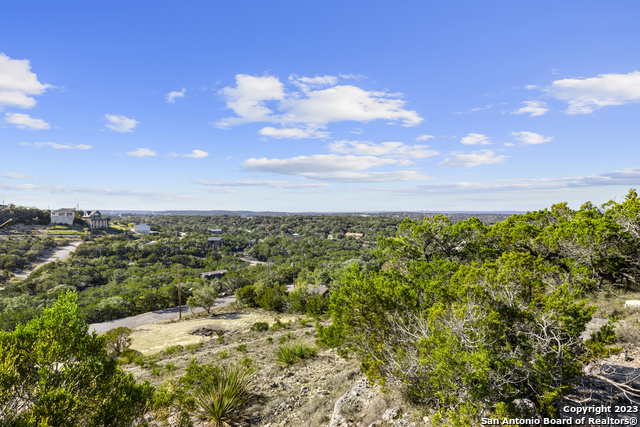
<box><xmin>89</xmin><ymin>295</ymin><xmax>236</xmax><ymax>334</ymax></box>
<box><xmin>14</xmin><ymin>240</ymin><xmax>81</xmax><ymax>279</ymax></box>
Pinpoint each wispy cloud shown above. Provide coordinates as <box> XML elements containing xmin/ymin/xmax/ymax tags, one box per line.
<box><xmin>512</xmin><ymin>100</ymin><xmax>549</xmax><ymax>117</ymax></box>
<box><xmin>0</xmin><ymin>53</ymin><xmax>51</xmax><ymax>110</ymax></box>
<box><xmin>438</xmin><ymin>150</ymin><xmax>506</xmax><ymax>167</ymax></box>
<box><xmin>460</xmin><ymin>133</ymin><xmax>491</xmax><ymax>145</ymax></box>
<box><xmin>126</xmin><ymin>148</ymin><xmax>157</xmax><ymax>157</ymax></box>
<box><xmin>258</xmin><ymin>127</ymin><xmax>329</xmax><ymax>139</ymax></box>
<box><xmin>241</xmin><ymin>154</ymin><xmax>430</xmax><ymax>182</ymax></box>
<box><xmin>510</xmin><ymin>131</ymin><xmax>553</xmax><ymax>145</ymax></box>
<box><xmin>20</xmin><ymin>142</ymin><xmax>91</xmax><ymax>150</ymax></box>
<box><xmin>543</xmin><ymin>71</ymin><xmax>640</xmax><ymax>114</ymax></box>
<box><xmin>197</xmin><ymin>179</ymin><xmax>329</xmax><ymax>189</ymax></box>
<box><xmin>0</xmin><ymin>183</ymin><xmax>196</xmax><ymax>200</ymax></box>
<box><xmin>416</xmin><ymin>134</ymin><xmax>435</xmax><ymax>141</ymax></box>
<box><xmin>5</xmin><ymin>113</ymin><xmax>50</xmax><ymax>130</ymax></box>
<box><xmin>2</xmin><ymin>172</ymin><xmax>29</xmax><ymax>179</ymax></box>
<box><xmin>105</xmin><ymin>114</ymin><xmax>139</xmax><ymax>132</ymax></box>
<box><xmin>327</xmin><ymin>140</ymin><xmax>438</xmax><ymax>159</ymax></box>
<box><xmin>413</xmin><ymin>167</ymin><xmax>640</xmax><ymax>193</ymax></box>
<box><xmin>166</xmin><ymin>87</ymin><xmax>186</xmax><ymax>103</ymax></box>
<box><xmin>169</xmin><ymin>149</ymin><xmax>209</xmax><ymax>159</ymax></box>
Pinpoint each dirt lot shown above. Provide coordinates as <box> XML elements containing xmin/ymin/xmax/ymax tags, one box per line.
<box><xmin>130</xmin><ymin>310</ymin><xmax>300</xmax><ymax>355</ymax></box>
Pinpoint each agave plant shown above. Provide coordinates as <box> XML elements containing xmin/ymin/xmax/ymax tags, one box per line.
<box><xmin>194</xmin><ymin>363</ymin><xmax>255</xmax><ymax>427</ymax></box>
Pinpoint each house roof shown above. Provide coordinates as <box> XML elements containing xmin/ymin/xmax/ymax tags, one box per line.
<box><xmin>200</xmin><ymin>269</ymin><xmax>228</xmax><ymax>276</ymax></box>
<box><xmin>207</xmin><ymin>237</ymin><xmax>223</xmax><ymax>241</ymax></box>
<box><xmin>52</xmin><ymin>208</ymin><xmax>75</xmax><ymax>213</ymax></box>
<box><xmin>82</xmin><ymin>210</ymin><xmax>101</xmax><ymax>217</ymax></box>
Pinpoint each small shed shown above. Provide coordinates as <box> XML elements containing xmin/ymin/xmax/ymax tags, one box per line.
<box><xmin>200</xmin><ymin>270</ymin><xmax>228</xmax><ymax>279</ymax></box>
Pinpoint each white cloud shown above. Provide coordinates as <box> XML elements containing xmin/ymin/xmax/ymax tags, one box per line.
<box><xmin>5</xmin><ymin>113</ymin><xmax>50</xmax><ymax>130</ymax></box>
<box><xmin>242</xmin><ymin>154</ymin><xmax>398</xmax><ymax>175</ymax></box>
<box><xmin>217</xmin><ymin>74</ymin><xmax>285</xmax><ymax>127</ymax></box>
<box><xmin>438</xmin><ymin>150</ymin><xmax>507</xmax><ymax>167</ymax></box>
<box><xmin>510</xmin><ymin>131</ymin><xmax>553</xmax><ymax>145</ymax></box>
<box><xmin>0</xmin><ymin>53</ymin><xmax>51</xmax><ymax>109</ymax></box>
<box><xmin>217</xmin><ymin>74</ymin><xmax>423</xmax><ymax>132</ymax></box>
<box><xmin>289</xmin><ymin>74</ymin><xmax>338</xmax><ymax>92</ymax></box>
<box><xmin>512</xmin><ymin>101</ymin><xmax>549</xmax><ymax>117</ymax></box>
<box><xmin>241</xmin><ymin>154</ymin><xmax>430</xmax><ymax>182</ymax></box>
<box><xmin>328</xmin><ymin>140</ymin><xmax>438</xmax><ymax>159</ymax></box>
<box><xmin>21</xmin><ymin>142</ymin><xmax>91</xmax><ymax>150</ymax></box>
<box><xmin>198</xmin><ymin>179</ymin><xmax>329</xmax><ymax>189</ymax></box>
<box><xmin>258</xmin><ymin>127</ymin><xmax>329</xmax><ymax>139</ymax></box>
<box><xmin>166</xmin><ymin>87</ymin><xmax>186</xmax><ymax>103</ymax></box>
<box><xmin>105</xmin><ymin>114</ymin><xmax>139</xmax><ymax>132</ymax></box>
<box><xmin>544</xmin><ymin>71</ymin><xmax>640</xmax><ymax>114</ymax></box>
<box><xmin>2</xmin><ymin>172</ymin><xmax>28</xmax><ymax>179</ymax></box>
<box><xmin>416</xmin><ymin>134</ymin><xmax>435</xmax><ymax>141</ymax></box>
<box><xmin>126</xmin><ymin>148</ymin><xmax>157</xmax><ymax>157</ymax></box>
<box><xmin>460</xmin><ymin>133</ymin><xmax>491</xmax><ymax>145</ymax></box>
<box><xmin>280</xmin><ymin>85</ymin><xmax>423</xmax><ymax>127</ymax></box>
<box><xmin>183</xmin><ymin>149</ymin><xmax>208</xmax><ymax>159</ymax></box>
<box><xmin>299</xmin><ymin>170</ymin><xmax>431</xmax><ymax>182</ymax></box>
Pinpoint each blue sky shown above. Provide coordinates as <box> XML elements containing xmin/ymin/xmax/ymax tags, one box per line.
<box><xmin>2</xmin><ymin>1</ymin><xmax>640</xmax><ymax>212</ymax></box>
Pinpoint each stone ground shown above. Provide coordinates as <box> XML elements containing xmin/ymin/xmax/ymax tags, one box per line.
<box><xmin>120</xmin><ymin>307</ymin><xmax>640</xmax><ymax>427</ymax></box>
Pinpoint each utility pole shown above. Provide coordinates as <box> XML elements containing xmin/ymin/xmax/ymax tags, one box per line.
<box><xmin>178</xmin><ymin>264</ymin><xmax>182</xmax><ymax>320</ymax></box>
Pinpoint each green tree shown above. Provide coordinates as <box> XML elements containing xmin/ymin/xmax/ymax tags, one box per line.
<box><xmin>187</xmin><ymin>281</ymin><xmax>220</xmax><ymax>314</ymax></box>
<box><xmin>0</xmin><ymin>291</ymin><xmax>153</xmax><ymax>426</ymax></box>
<box><xmin>321</xmin><ymin>243</ymin><xmax>595</xmax><ymax>423</ymax></box>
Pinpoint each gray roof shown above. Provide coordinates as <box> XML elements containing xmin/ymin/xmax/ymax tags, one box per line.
<box><xmin>207</xmin><ymin>237</ymin><xmax>223</xmax><ymax>241</ymax></box>
<box><xmin>52</xmin><ymin>208</ymin><xmax>75</xmax><ymax>213</ymax></box>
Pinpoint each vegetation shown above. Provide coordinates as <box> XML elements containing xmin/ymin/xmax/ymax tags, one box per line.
<box><xmin>0</xmin><ymin>291</ymin><xmax>153</xmax><ymax>425</ymax></box>
<box><xmin>320</xmin><ymin>189</ymin><xmax>640</xmax><ymax>425</ymax></box>
<box><xmin>276</xmin><ymin>341</ymin><xmax>318</xmax><ymax>367</ymax></box>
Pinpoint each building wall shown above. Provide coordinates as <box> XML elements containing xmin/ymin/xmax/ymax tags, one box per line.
<box><xmin>50</xmin><ymin>211</ymin><xmax>75</xmax><ymax>225</ymax></box>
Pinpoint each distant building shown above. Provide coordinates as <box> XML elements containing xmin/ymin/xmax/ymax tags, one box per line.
<box><xmin>133</xmin><ymin>223</ymin><xmax>151</xmax><ymax>234</ymax></box>
<box><xmin>207</xmin><ymin>228</ymin><xmax>222</xmax><ymax>234</ymax></box>
<box><xmin>207</xmin><ymin>236</ymin><xmax>223</xmax><ymax>247</ymax></box>
<box><xmin>82</xmin><ymin>210</ymin><xmax>109</xmax><ymax>229</ymax></box>
<box><xmin>50</xmin><ymin>208</ymin><xmax>75</xmax><ymax>225</ymax></box>
<box><xmin>345</xmin><ymin>232</ymin><xmax>363</xmax><ymax>239</ymax></box>
<box><xmin>200</xmin><ymin>270</ymin><xmax>228</xmax><ymax>279</ymax></box>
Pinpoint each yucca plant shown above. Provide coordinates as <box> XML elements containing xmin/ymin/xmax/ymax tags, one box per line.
<box><xmin>194</xmin><ymin>363</ymin><xmax>255</xmax><ymax>427</ymax></box>
<box><xmin>292</xmin><ymin>341</ymin><xmax>317</xmax><ymax>359</ymax></box>
<box><xmin>276</xmin><ymin>341</ymin><xmax>317</xmax><ymax>367</ymax></box>
<box><xmin>275</xmin><ymin>344</ymin><xmax>298</xmax><ymax>366</ymax></box>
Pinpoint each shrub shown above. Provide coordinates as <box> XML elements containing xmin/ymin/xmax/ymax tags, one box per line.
<box><xmin>236</xmin><ymin>344</ymin><xmax>247</xmax><ymax>353</ymax></box>
<box><xmin>250</xmin><ymin>321</ymin><xmax>269</xmax><ymax>332</ymax></box>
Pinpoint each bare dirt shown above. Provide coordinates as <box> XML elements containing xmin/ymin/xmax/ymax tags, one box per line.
<box><xmin>129</xmin><ymin>310</ymin><xmax>300</xmax><ymax>356</ymax></box>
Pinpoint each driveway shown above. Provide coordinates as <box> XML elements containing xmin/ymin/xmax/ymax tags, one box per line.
<box><xmin>14</xmin><ymin>240</ymin><xmax>81</xmax><ymax>279</ymax></box>
<box><xmin>89</xmin><ymin>295</ymin><xmax>236</xmax><ymax>334</ymax></box>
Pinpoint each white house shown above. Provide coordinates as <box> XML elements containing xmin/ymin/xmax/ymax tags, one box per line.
<box><xmin>133</xmin><ymin>223</ymin><xmax>151</xmax><ymax>234</ymax></box>
<box><xmin>50</xmin><ymin>208</ymin><xmax>75</xmax><ymax>225</ymax></box>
